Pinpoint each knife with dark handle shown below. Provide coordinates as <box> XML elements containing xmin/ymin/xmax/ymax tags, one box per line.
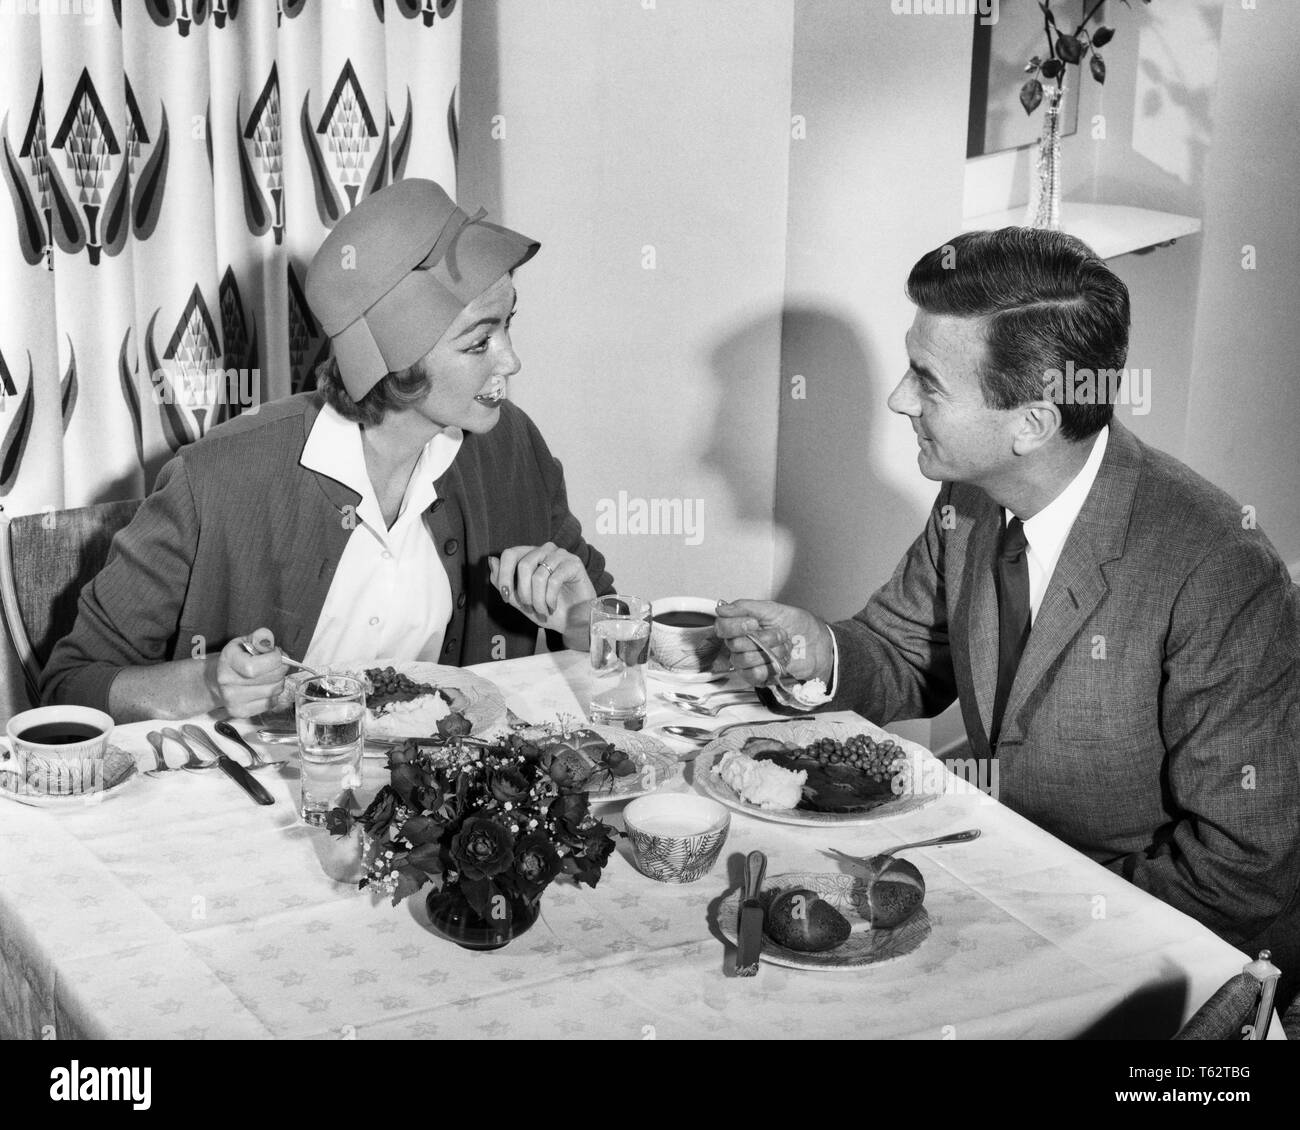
<box><xmin>181</xmin><ymin>725</ymin><xmax>275</xmax><ymax>806</ymax></box>
<box><xmin>736</xmin><ymin>850</ymin><xmax>767</xmax><ymax>976</ymax></box>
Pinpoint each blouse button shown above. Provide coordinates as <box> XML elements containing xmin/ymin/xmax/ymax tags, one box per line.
<box><xmin>369</xmin><ymin>616</ymin><xmax>380</xmax><ymax>627</ymax></box>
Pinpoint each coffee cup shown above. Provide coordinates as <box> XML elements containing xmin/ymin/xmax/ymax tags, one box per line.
<box><xmin>649</xmin><ymin>596</ymin><xmax>723</xmax><ymax>674</ymax></box>
<box><xmin>2</xmin><ymin>705</ymin><xmax>114</xmax><ymax>796</ymax></box>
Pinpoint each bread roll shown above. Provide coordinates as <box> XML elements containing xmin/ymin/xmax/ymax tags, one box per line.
<box><xmin>862</xmin><ymin>857</ymin><xmax>925</xmax><ymax>928</ymax></box>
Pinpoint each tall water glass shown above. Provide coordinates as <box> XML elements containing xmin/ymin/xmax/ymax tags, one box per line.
<box><xmin>589</xmin><ymin>595</ymin><xmax>652</xmax><ymax>730</ymax></box>
<box><xmin>296</xmin><ymin>675</ymin><xmax>365</xmax><ymax>825</ymax></box>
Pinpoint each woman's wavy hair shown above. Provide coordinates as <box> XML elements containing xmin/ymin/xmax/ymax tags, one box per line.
<box><xmin>906</xmin><ymin>227</ymin><xmax>1130</xmax><ymax>442</ymax></box>
<box><xmin>313</xmin><ymin>354</ymin><xmax>432</xmax><ymax>426</ymax></box>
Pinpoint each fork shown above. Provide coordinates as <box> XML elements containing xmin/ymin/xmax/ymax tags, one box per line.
<box><xmin>238</xmin><ymin>638</ymin><xmax>323</xmax><ymax>680</ymax></box>
<box><xmin>160</xmin><ymin>727</ymin><xmax>217</xmax><ymax>770</ymax></box>
<box><xmin>742</xmin><ymin>633</ymin><xmax>805</xmax><ymax>710</ymax></box>
<box><xmin>825</xmin><ymin>829</ymin><xmax>982</xmax><ymax>868</ymax></box>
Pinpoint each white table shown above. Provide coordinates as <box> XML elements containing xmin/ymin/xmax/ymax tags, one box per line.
<box><xmin>0</xmin><ymin>651</ymin><xmax>1269</xmax><ymax>1039</ymax></box>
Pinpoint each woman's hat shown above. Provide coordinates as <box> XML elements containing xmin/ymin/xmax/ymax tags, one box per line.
<box><xmin>305</xmin><ymin>179</ymin><xmax>539</xmax><ymax>401</ymax></box>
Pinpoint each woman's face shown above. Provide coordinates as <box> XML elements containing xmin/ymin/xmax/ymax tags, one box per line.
<box><xmin>413</xmin><ymin>273</ymin><xmax>520</xmax><ymax>433</ymax></box>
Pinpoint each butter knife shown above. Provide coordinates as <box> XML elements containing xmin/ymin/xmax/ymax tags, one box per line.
<box><xmin>181</xmin><ymin>725</ymin><xmax>274</xmax><ymax>806</ymax></box>
<box><xmin>736</xmin><ymin>850</ymin><xmax>767</xmax><ymax>976</ymax></box>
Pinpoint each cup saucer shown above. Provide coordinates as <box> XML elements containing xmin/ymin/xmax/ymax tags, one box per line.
<box><xmin>0</xmin><ymin>745</ymin><xmax>139</xmax><ymax>808</ymax></box>
<box><xmin>646</xmin><ymin>663</ymin><xmax>729</xmax><ymax>685</ymax></box>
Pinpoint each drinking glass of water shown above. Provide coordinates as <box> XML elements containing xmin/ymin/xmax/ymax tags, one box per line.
<box><xmin>296</xmin><ymin>675</ymin><xmax>366</xmax><ymax>825</ymax></box>
<box><xmin>589</xmin><ymin>595</ymin><xmax>652</xmax><ymax>731</ymax></box>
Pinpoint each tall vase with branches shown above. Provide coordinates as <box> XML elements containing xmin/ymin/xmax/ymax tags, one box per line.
<box><xmin>1021</xmin><ymin>0</ymin><xmax>1150</xmax><ymax>229</ymax></box>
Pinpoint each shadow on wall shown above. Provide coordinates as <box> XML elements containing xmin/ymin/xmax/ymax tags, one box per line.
<box><xmin>703</xmin><ymin>303</ymin><xmax>923</xmax><ymax>618</ymax></box>
<box><xmin>700</xmin><ymin>309</ymin><xmax>787</xmax><ymax>529</ymax></box>
<box><xmin>774</xmin><ymin>304</ymin><xmax>924</xmax><ymax>619</ymax></box>
<box><xmin>1101</xmin><ymin>1</ymin><xmax>1220</xmax><ymax>216</ymax></box>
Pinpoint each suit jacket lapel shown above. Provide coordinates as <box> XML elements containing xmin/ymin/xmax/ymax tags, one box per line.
<box><xmin>999</xmin><ymin>422</ymin><xmax>1143</xmax><ymax>737</ymax></box>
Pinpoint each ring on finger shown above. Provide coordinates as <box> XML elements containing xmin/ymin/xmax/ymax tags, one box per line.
<box><xmin>537</xmin><ymin>561</ymin><xmax>555</xmax><ymax>574</ymax></box>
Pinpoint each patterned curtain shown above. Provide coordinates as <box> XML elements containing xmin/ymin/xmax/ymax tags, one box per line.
<box><xmin>0</xmin><ymin>0</ymin><xmax>461</xmax><ymax>513</ymax></box>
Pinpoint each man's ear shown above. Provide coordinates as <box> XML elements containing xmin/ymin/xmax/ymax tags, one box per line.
<box><xmin>1012</xmin><ymin>400</ymin><xmax>1063</xmax><ymax>456</ymax></box>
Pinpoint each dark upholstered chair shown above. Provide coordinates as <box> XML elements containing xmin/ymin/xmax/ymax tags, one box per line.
<box><xmin>1173</xmin><ymin>952</ymin><xmax>1287</xmax><ymax>1040</ymax></box>
<box><xmin>0</xmin><ymin>500</ymin><xmax>142</xmax><ymax>708</ymax></box>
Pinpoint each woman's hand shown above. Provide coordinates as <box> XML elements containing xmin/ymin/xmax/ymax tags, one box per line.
<box><xmin>208</xmin><ymin>627</ymin><xmax>290</xmax><ymax>717</ymax></box>
<box><xmin>490</xmin><ymin>543</ymin><xmax>597</xmax><ymax>649</ymax></box>
<box><xmin>106</xmin><ymin>626</ymin><xmax>290</xmax><ymax>722</ymax></box>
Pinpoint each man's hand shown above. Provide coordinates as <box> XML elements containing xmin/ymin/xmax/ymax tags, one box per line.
<box><xmin>490</xmin><ymin>543</ymin><xmax>597</xmax><ymax>649</ymax></box>
<box><xmin>715</xmin><ymin>599</ymin><xmax>834</xmax><ymax>687</ymax></box>
<box><xmin>208</xmin><ymin>627</ymin><xmax>290</xmax><ymax>718</ymax></box>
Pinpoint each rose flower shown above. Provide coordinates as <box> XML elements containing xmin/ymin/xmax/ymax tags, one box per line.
<box><xmin>449</xmin><ymin>817</ymin><xmax>515</xmax><ymax>880</ymax></box>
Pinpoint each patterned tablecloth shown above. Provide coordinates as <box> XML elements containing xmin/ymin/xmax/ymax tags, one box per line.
<box><xmin>0</xmin><ymin>651</ymin><xmax>1267</xmax><ymax>1039</ymax></box>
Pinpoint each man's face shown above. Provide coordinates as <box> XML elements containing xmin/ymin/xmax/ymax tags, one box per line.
<box><xmin>887</xmin><ymin>309</ymin><xmax>1020</xmax><ymax>487</ymax></box>
<box><xmin>412</xmin><ymin>273</ymin><xmax>520</xmax><ymax>434</ymax></box>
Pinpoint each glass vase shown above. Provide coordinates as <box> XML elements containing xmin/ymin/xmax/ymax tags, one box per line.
<box><xmin>425</xmin><ymin>884</ymin><xmax>540</xmax><ymax>951</ymax></box>
<box><xmin>1025</xmin><ymin>82</ymin><xmax>1065</xmax><ymax>230</ymax></box>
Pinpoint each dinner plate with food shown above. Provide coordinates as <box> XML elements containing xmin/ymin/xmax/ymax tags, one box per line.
<box><xmin>694</xmin><ymin>717</ymin><xmax>938</xmax><ymax>826</ymax></box>
<box><xmin>718</xmin><ymin>867</ymin><xmax>931</xmax><ymax>970</ymax></box>
<box><xmin>257</xmin><ymin>660</ymin><xmax>508</xmax><ymax>740</ymax></box>
<box><xmin>507</xmin><ymin>723</ymin><xmax>681</xmax><ymax>803</ymax></box>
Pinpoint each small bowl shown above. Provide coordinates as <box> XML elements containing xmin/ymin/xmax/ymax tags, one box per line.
<box><xmin>4</xmin><ymin>705</ymin><xmax>114</xmax><ymax>796</ymax></box>
<box><xmin>623</xmin><ymin>793</ymin><xmax>730</xmax><ymax>883</ymax></box>
<box><xmin>649</xmin><ymin>596</ymin><xmax>723</xmax><ymax>675</ymax></box>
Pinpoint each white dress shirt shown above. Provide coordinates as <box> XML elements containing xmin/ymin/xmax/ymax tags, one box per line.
<box><xmin>825</xmin><ymin>426</ymin><xmax>1110</xmax><ymax>690</ymax></box>
<box><xmin>1004</xmin><ymin>425</ymin><xmax>1109</xmax><ymax>624</ymax></box>
<box><xmin>299</xmin><ymin>404</ymin><xmax>463</xmax><ymax>666</ymax></box>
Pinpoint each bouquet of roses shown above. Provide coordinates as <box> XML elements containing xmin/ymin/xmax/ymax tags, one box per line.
<box><xmin>326</xmin><ymin>713</ymin><xmax>634</xmax><ymax>926</ymax></box>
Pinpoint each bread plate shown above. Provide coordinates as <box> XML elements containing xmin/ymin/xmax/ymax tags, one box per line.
<box><xmin>718</xmin><ymin>870</ymin><xmax>930</xmax><ymax>970</ymax></box>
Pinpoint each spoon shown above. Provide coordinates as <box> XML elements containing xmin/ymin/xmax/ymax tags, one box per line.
<box><xmin>825</xmin><ymin>829</ymin><xmax>982</xmax><ymax>870</ymax></box>
<box><xmin>660</xmin><ymin>716</ymin><xmax>820</xmax><ymax>745</ymax></box>
<box><xmin>656</xmin><ymin>695</ymin><xmax>745</xmax><ymax>718</ymax></box>
<box><xmin>213</xmin><ymin>721</ymin><xmax>274</xmax><ymax>770</ymax></box>
<box><xmin>659</xmin><ymin>724</ymin><xmax>715</xmax><ymax>744</ymax></box>
<box><xmin>661</xmin><ymin>689</ymin><xmax>757</xmax><ymax>708</ymax></box>
<box><xmin>159</xmin><ymin>727</ymin><xmax>217</xmax><ymax>770</ymax></box>
<box><xmin>143</xmin><ymin>731</ymin><xmax>172</xmax><ymax>776</ymax></box>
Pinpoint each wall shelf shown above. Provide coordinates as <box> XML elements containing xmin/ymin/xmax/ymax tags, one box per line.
<box><xmin>961</xmin><ymin>202</ymin><xmax>1203</xmax><ymax>260</ymax></box>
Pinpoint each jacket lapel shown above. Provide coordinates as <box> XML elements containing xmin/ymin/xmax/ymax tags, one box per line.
<box><xmin>283</xmin><ymin>403</ymin><xmax>361</xmax><ymax>659</ymax></box>
<box><xmin>999</xmin><ymin>423</ymin><xmax>1142</xmax><ymax>738</ymax></box>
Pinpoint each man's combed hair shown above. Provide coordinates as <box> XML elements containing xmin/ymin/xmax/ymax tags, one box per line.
<box><xmin>313</xmin><ymin>355</ymin><xmax>432</xmax><ymax>427</ymax></box>
<box><xmin>906</xmin><ymin>227</ymin><xmax>1130</xmax><ymax>441</ymax></box>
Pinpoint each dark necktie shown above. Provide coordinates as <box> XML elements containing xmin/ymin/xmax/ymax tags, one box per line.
<box><xmin>990</xmin><ymin>515</ymin><xmax>1031</xmax><ymax>750</ymax></box>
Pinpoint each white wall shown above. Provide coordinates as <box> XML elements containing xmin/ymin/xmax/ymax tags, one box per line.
<box><xmin>458</xmin><ymin>1</ymin><xmax>1300</xmax><ymax>753</ymax></box>
<box><xmin>775</xmin><ymin>3</ymin><xmax>975</xmax><ymax>749</ymax></box>
<box><xmin>1184</xmin><ymin>1</ymin><xmax>1300</xmax><ymax>567</ymax></box>
<box><xmin>459</xmin><ymin>0</ymin><xmax>794</xmax><ymax>604</ymax></box>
